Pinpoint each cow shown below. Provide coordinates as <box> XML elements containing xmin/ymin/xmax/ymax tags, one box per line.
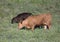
<box><xmin>18</xmin><ymin>13</ymin><xmax>52</xmax><ymax>31</ymax></box>
<box><xmin>11</xmin><ymin>12</ymin><xmax>32</xmax><ymax>24</ymax></box>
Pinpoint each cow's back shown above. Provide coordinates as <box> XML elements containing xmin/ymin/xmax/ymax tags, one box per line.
<box><xmin>22</xmin><ymin>14</ymin><xmax>44</xmax><ymax>26</ymax></box>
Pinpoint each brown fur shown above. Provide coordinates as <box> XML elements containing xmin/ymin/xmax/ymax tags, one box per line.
<box><xmin>18</xmin><ymin>13</ymin><xmax>52</xmax><ymax>31</ymax></box>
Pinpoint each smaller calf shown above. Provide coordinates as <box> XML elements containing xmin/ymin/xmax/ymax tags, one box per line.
<box><xmin>11</xmin><ymin>12</ymin><xmax>32</xmax><ymax>24</ymax></box>
<box><xmin>18</xmin><ymin>13</ymin><xmax>52</xmax><ymax>31</ymax></box>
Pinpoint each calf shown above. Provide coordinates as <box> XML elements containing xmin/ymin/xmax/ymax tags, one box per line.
<box><xmin>18</xmin><ymin>13</ymin><xmax>52</xmax><ymax>31</ymax></box>
<box><xmin>11</xmin><ymin>12</ymin><xmax>32</xmax><ymax>24</ymax></box>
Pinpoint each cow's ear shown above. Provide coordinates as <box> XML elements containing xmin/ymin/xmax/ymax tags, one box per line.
<box><xmin>19</xmin><ymin>20</ymin><xmax>22</xmax><ymax>24</ymax></box>
<box><xmin>22</xmin><ymin>18</ymin><xmax>25</xmax><ymax>20</ymax></box>
<box><xmin>21</xmin><ymin>22</ymin><xmax>22</xmax><ymax>24</ymax></box>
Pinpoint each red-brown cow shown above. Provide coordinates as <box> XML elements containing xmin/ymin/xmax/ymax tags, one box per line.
<box><xmin>18</xmin><ymin>13</ymin><xmax>52</xmax><ymax>31</ymax></box>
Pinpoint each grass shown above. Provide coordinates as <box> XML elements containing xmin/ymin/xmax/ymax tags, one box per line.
<box><xmin>0</xmin><ymin>0</ymin><xmax>60</xmax><ymax>42</ymax></box>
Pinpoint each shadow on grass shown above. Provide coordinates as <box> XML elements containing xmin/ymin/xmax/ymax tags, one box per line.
<box><xmin>18</xmin><ymin>25</ymin><xmax>44</xmax><ymax>31</ymax></box>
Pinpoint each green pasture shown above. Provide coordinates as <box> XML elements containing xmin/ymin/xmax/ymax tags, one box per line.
<box><xmin>0</xmin><ymin>0</ymin><xmax>60</xmax><ymax>42</ymax></box>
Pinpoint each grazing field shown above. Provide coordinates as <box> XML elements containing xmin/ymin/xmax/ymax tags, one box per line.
<box><xmin>0</xmin><ymin>0</ymin><xmax>60</xmax><ymax>42</ymax></box>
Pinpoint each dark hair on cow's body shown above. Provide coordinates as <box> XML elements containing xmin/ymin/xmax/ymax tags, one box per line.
<box><xmin>11</xmin><ymin>12</ymin><xmax>32</xmax><ymax>24</ymax></box>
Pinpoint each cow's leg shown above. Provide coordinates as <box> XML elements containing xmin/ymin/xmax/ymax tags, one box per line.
<box><xmin>31</xmin><ymin>25</ymin><xmax>35</xmax><ymax>31</ymax></box>
<box><xmin>47</xmin><ymin>22</ymin><xmax>51</xmax><ymax>29</ymax></box>
<box><xmin>24</xmin><ymin>23</ymin><xmax>31</xmax><ymax>29</ymax></box>
<box><xmin>44</xmin><ymin>25</ymin><xmax>47</xmax><ymax>29</ymax></box>
<box><xmin>43</xmin><ymin>23</ymin><xmax>47</xmax><ymax>29</ymax></box>
<box><xmin>44</xmin><ymin>22</ymin><xmax>51</xmax><ymax>29</ymax></box>
<box><xmin>25</xmin><ymin>24</ymin><xmax>34</xmax><ymax>31</ymax></box>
